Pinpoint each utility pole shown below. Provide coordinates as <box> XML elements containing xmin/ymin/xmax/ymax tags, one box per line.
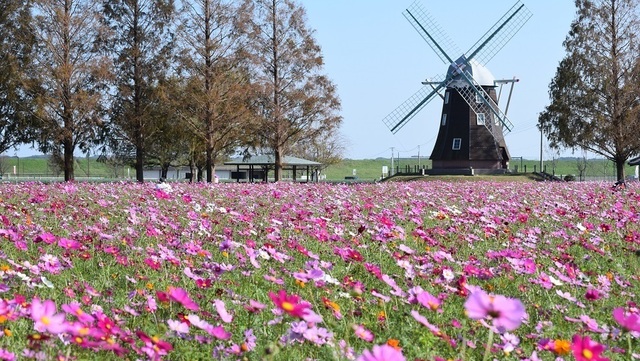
<box><xmin>539</xmin><ymin>128</ymin><xmax>544</xmax><ymax>173</ymax></box>
<box><xmin>418</xmin><ymin>145</ymin><xmax>421</xmax><ymax>168</ymax></box>
<box><xmin>391</xmin><ymin>147</ymin><xmax>395</xmax><ymax>176</ymax></box>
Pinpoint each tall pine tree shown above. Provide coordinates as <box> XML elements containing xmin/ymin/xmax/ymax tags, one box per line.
<box><xmin>0</xmin><ymin>0</ymin><xmax>35</xmax><ymax>154</ymax></box>
<box><xmin>539</xmin><ymin>0</ymin><xmax>640</xmax><ymax>180</ymax></box>
<box><xmin>102</xmin><ymin>0</ymin><xmax>176</xmax><ymax>182</ymax></box>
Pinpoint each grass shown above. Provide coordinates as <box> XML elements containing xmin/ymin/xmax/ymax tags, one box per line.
<box><xmin>1</xmin><ymin>155</ymin><xmax>636</xmax><ymax>182</ymax></box>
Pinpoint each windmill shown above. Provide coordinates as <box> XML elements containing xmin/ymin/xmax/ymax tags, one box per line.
<box><xmin>382</xmin><ymin>1</ymin><xmax>532</xmax><ymax>172</ymax></box>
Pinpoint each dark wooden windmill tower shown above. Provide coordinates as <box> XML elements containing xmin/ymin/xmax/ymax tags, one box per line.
<box><xmin>382</xmin><ymin>1</ymin><xmax>532</xmax><ymax>172</ymax></box>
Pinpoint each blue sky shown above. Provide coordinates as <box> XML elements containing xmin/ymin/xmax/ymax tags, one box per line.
<box><xmin>304</xmin><ymin>0</ymin><xmax>577</xmax><ymax>160</ymax></box>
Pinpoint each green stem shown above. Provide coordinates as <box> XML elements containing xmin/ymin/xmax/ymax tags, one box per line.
<box><xmin>482</xmin><ymin>328</ymin><xmax>494</xmax><ymax>361</ymax></box>
<box><xmin>628</xmin><ymin>332</ymin><xmax>633</xmax><ymax>361</ymax></box>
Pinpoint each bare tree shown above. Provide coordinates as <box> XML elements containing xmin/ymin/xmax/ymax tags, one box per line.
<box><xmin>176</xmin><ymin>0</ymin><xmax>255</xmax><ymax>182</ymax></box>
<box><xmin>576</xmin><ymin>150</ymin><xmax>588</xmax><ymax>181</ymax></box>
<box><xmin>247</xmin><ymin>0</ymin><xmax>342</xmax><ymax>181</ymax></box>
<box><xmin>28</xmin><ymin>0</ymin><xmax>108</xmax><ymax>181</ymax></box>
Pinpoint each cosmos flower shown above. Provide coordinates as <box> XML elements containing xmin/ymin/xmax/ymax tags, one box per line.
<box><xmin>464</xmin><ymin>289</ymin><xmax>525</xmax><ymax>332</ymax></box>
<box><xmin>416</xmin><ymin>291</ymin><xmax>441</xmax><ymax>312</ymax></box>
<box><xmin>356</xmin><ymin>344</ymin><xmax>405</xmax><ymax>361</ymax></box>
<box><xmin>353</xmin><ymin>324</ymin><xmax>375</xmax><ymax>342</ymax></box>
<box><xmin>268</xmin><ymin>289</ymin><xmax>311</xmax><ymax>318</ymax></box>
<box><xmin>571</xmin><ymin>335</ymin><xmax>608</xmax><ymax>361</ymax></box>
<box><xmin>168</xmin><ymin>287</ymin><xmax>200</xmax><ymax>311</ymax></box>
<box><xmin>612</xmin><ymin>307</ymin><xmax>640</xmax><ymax>332</ymax></box>
<box><xmin>30</xmin><ymin>299</ymin><xmax>67</xmax><ymax>334</ymax></box>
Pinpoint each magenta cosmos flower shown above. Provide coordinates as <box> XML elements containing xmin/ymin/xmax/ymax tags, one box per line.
<box><xmin>571</xmin><ymin>335</ymin><xmax>609</xmax><ymax>361</ymax></box>
<box><xmin>30</xmin><ymin>298</ymin><xmax>67</xmax><ymax>334</ymax></box>
<box><xmin>464</xmin><ymin>289</ymin><xmax>525</xmax><ymax>332</ymax></box>
<box><xmin>612</xmin><ymin>307</ymin><xmax>640</xmax><ymax>332</ymax></box>
<box><xmin>356</xmin><ymin>344</ymin><xmax>405</xmax><ymax>361</ymax></box>
<box><xmin>268</xmin><ymin>289</ymin><xmax>311</xmax><ymax>318</ymax></box>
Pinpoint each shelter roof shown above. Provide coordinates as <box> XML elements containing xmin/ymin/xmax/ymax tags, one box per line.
<box><xmin>224</xmin><ymin>155</ymin><xmax>321</xmax><ymax>166</ymax></box>
<box><xmin>629</xmin><ymin>156</ymin><xmax>640</xmax><ymax>166</ymax></box>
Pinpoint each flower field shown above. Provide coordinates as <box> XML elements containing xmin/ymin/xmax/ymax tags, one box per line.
<box><xmin>0</xmin><ymin>180</ymin><xmax>638</xmax><ymax>360</ymax></box>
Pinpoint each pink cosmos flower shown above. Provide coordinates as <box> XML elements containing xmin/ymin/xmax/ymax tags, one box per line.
<box><xmin>353</xmin><ymin>324</ymin><xmax>375</xmax><ymax>342</ymax></box>
<box><xmin>356</xmin><ymin>344</ymin><xmax>406</xmax><ymax>361</ymax></box>
<box><xmin>30</xmin><ymin>298</ymin><xmax>67</xmax><ymax>334</ymax></box>
<box><xmin>168</xmin><ymin>287</ymin><xmax>199</xmax><ymax>311</ymax></box>
<box><xmin>213</xmin><ymin>299</ymin><xmax>233</xmax><ymax>323</ymax></box>
<box><xmin>464</xmin><ymin>289</ymin><xmax>525</xmax><ymax>332</ymax></box>
<box><xmin>612</xmin><ymin>307</ymin><xmax>640</xmax><ymax>332</ymax></box>
<box><xmin>416</xmin><ymin>291</ymin><xmax>441</xmax><ymax>312</ymax></box>
<box><xmin>571</xmin><ymin>335</ymin><xmax>609</xmax><ymax>361</ymax></box>
<box><xmin>57</xmin><ymin>238</ymin><xmax>81</xmax><ymax>250</ymax></box>
<box><xmin>268</xmin><ymin>289</ymin><xmax>311</xmax><ymax>318</ymax></box>
<box><xmin>136</xmin><ymin>330</ymin><xmax>173</xmax><ymax>359</ymax></box>
<box><xmin>61</xmin><ymin>302</ymin><xmax>95</xmax><ymax>324</ymax></box>
<box><xmin>167</xmin><ymin>319</ymin><xmax>189</xmax><ymax>334</ymax></box>
<box><xmin>410</xmin><ymin>310</ymin><xmax>441</xmax><ymax>335</ymax></box>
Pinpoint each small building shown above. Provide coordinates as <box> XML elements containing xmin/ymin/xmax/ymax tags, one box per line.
<box><xmin>224</xmin><ymin>155</ymin><xmax>322</xmax><ymax>182</ymax></box>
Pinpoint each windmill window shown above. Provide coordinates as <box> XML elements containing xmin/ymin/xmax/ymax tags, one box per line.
<box><xmin>452</xmin><ymin>138</ymin><xmax>462</xmax><ymax>150</ymax></box>
<box><xmin>444</xmin><ymin>91</ymin><xmax>450</xmax><ymax>104</ymax></box>
<box><xmin>441</xmin><ymin>113</ymin><xmax>447</xmax><ymax>126</ymax></box>
<box><xmin>475</xmin><ymin>92</ymin><xmax>483</xmax><ymax>103</ymax></box>
<box><xmin>477</xmin><ymin>113</ymin><xmax>485</xmax><ymax>125</ymax></box>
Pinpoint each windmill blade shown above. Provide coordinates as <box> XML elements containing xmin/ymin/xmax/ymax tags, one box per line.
<box><xmin>465</xmin><ymin>1</ymin><xmax>532</xmax><ymax>65</ymax></box>
<box><xmin>403</xmin><ymin>1</ymin><xmax>460</xmax><ymax>64</ymax></box>
<box><xmin>382</xmin><ymin>83</ymin><xmax>445</xmax><ymax>134</ymax></box>
<box><xmin>453</xmin><ymin>70</ymin><xmax>514</xmax><ymax>133</ymax></box>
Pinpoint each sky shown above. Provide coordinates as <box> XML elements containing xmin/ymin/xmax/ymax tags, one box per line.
<box><xmin>14</xmin><ymin>0</ymin><xmax>577</xmax><ymax>161</ymax></box>
<box><xmin>303</xmin><ymin>0</ymin><xmax>577</xmax><ymax>160</ymax></box>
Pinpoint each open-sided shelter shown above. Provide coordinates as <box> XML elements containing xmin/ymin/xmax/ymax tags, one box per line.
<box><xmin>224</xmin><ymin>155</ymin><xmax>322</xmax><ymax>182</ymax></box>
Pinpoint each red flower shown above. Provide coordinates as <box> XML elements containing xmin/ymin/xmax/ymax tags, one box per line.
<box><xmin>571</xmin><ymin>335</ymin><xmax>608</xmax><ymax>361</ymax></box>
<box><xmin>268</xmin><ymin>289</ymin><xmax>310</xmax><ymax>318</ymax></box>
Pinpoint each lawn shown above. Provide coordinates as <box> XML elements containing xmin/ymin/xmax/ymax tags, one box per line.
<box><xmin>0</xmin><ymin>181</ymin><xmax>638</xmax><ymax>360</ymax></box>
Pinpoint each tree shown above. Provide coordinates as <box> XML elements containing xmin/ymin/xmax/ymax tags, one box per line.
<box><xmin>29</xmin><ymin>0</ymin><xmax>109</xmax><ymax>181</ymax></box>
<box><xmin>289</xmin><ymin>130</ymin><xmax>345</xmax><ymax>175</ymax></box>
<box><xmin>538</xmin><ymin>0</ymin><xmax>640</xmax><ymax>181</ymax></box>
<box><xmin>0</xmin><ymin>0</ymin><xmax>35</xmax><ymax>154</ymax></box>
<box><xmin>144</xmin><ymin>78</ymin><xmax>189</xmax><ymax>180</ymax></box>
<box><xmin>247</xmin><ymin>0</ymin><xmax>342</xmax><ymax>181</ymax></box>
<box><xmin>576</xmin><ymin>150</ymin><xmax>588</xmax><ymax>181</ymax></box>
<box><xmin>102</xmin><ymin>0</ymin><xmax>176</xmax><ymax>183</ymax></box>
<box><xmin>176</xmin><ymin>0</ymin><xmax>255</xmax><ymax>183</ymax></box>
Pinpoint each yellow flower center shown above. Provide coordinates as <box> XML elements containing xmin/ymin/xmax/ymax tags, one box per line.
<box><xmin>75</xmin><ymin>337</ymin><xmax>83</xmax><ymax>344</ymax></box>
<box><xmin>41</xmin><ymin>316</ymin><xmax>50</xmax><ymax>325</ymax></box>
<box><xmin>76</xmin><ymin>309</ymin><xmax>83</xmax><ymax>315</ymax></box>
<box><xmin>428</xmin><ymin>301</ymin><xmax>439</xmax><ymax>310</ymax></box>
<box><xmin>281</xmin><ymin>301</ymin><xmax>295</xmax><ymax>312</ymax></box>
<box><xmin>583</xmin><ymin>349</ymin><xmax>593</xmax><ymax>359</ymax></box>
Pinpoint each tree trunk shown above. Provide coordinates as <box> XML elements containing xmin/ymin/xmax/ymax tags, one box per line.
<box><xmin>197</xmin><ymin>166</ymin><xmax>204</xmax><ymax>182</ymax></box>
<box><xmin>64</xmin><ymin>139</ymin><xmax>74</xmax><ymax>181</ymax></box>
<box><xmin>161</xmin><ymin>164</ymin><xmax>169</xmax><ymax>179</ymax></box>
<box><xmin>274</xmin><ymin>147</ymin><xmax>283</xmax><ymax>182</ymax></box>
<box><xmin>135</xmin><ymin>138</ymin><xmax>144</xmax><ymax>183</ymax></box>
<box><xmin>206</xmin><ymin>146</ymin><xmax>213</xmax><ymax>183</ymax></box>
<box><xmin>615</xmin><ymin>157</ymin><xmax>626</xmax><ymax>182</ymax></box>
